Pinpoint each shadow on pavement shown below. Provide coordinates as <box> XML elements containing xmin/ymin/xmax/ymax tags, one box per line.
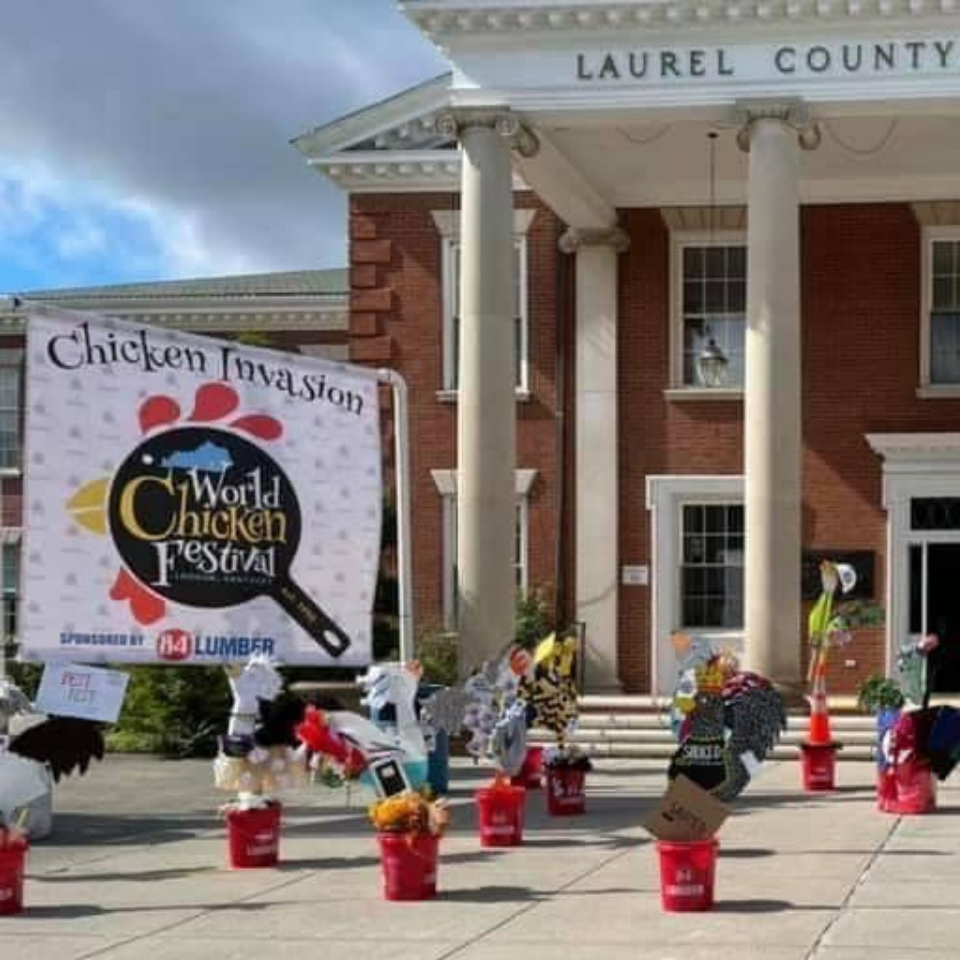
<box><xmin>37</xmin><ymin>813</ymin><xmax>217</xmax><ymax>846</ymax></box>
<box><xmin>713</xmin><ymin>899</ymin><xmax>837</xmax><ymax>913</ymax></box>
<box><xmin>36</xmin><ymin>866</ymin><xmax>217</xmax><ymax>882</ymax></box>
<box><xmin>14</xmin><ymin>901</ymin><xmax>277</xmax><ymax>920</ymax></box>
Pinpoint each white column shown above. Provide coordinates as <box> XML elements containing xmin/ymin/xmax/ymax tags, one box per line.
<box><xmin>439</xmin><ymin>111</ymin><xmax>537</xmax><ymax>671</ymax></box>
<box><xmin>738</xmin><ymin>104</ymin><xmax>819</xmax><ymax>692</ymax></box>
<box><xmin>562</xmin><ymin>227</ymin><xmax>629</xmax><ymax>691</ymax></box>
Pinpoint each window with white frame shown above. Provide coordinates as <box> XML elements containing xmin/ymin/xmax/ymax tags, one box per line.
<box><xmin>679</xmin><ymin>503</ymin><xmax>744</xmax><ymax>628</ymax></box>
<box><xmin>442</xmin><ymin>239</ymin><xmax>528</xmax><ymax>392</ymax></box>
<box><xmin>433</xmin><ymin>209</ymin><xmax>535</xmax><ymax>395</ymax></box>
<box><xmin>0</xmin><ymin>351</ymin><xmax>22</xmax><ymax>471</ymax></box>
<box><xmin>432</xmin><ymin>467</ymin><xmax>536</xmax><ymax>629</ymax></box>
<box><xmin>925</xmin><ymin>233</ymin><xmax>960</xmax><ymax>385</ymax></box>
<box><xmin>442</xmin><ymin>499</ymin><xmax>528</xmax><ymax>627</ymax></box>
<box><xmin>673</xmin><ymin>235</ymin><xmax>746</xmax><ymax>388</ymax></box>
<box><xmin>2</xmin><ymin>541</ymin><xmax>18</xmax><ymax>642</ymax></box>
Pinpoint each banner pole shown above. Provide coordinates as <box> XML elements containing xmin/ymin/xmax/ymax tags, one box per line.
<box><xmin>377</xmin><ymin>369</ymin><xmax>414</xmax><ymax>662</ymax></box>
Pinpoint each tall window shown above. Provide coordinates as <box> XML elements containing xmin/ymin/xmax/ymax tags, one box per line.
<box><xmin>928</xmin><ymin>237</ymin><xmax>960</xmax><ymax>384</ymax></box>
<box><xmin>680</xmin><ymin>503</ymin><xmax>744</xmax><ymax>628</ymax></box>
<box><xmin>443</xmin><ymin>498</ymin><xmax>528</xmax><ymax>628</ymax></box>
<box><xmin>442</xmin><ymin>238</ymin><xmax>529</xmax><ymax>392</ymax></box>
<box><xmin>0</xmin><ymin>351</ymin><xmax>22</xmax><ymax>470</ymax></box>
<box><xmin>2</xmin><ymin>542</ymin><xmax>18</xmax><ymax>642</ymax></box>
<box><xmin>675</xmin><ymin>239</ymin><xmax>746</xmax><ymax>388</ymax></box>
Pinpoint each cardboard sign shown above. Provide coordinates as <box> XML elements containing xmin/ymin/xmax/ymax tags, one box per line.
<box><xmin>642</xmin><ymin>774</ymin><xmax>731</xmax><ymax>842</ymax></box>
<box><xmin>35</xmin><ymin>662</ymin><xmax>130</xmax><ymax>723</ymax></box>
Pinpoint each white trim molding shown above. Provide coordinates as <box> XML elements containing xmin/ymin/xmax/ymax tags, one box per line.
<box><xmin>866</xmin><ymin>432</ymin><xmax>960</xmax><ymax>678</ymax></box>
<box><xmin>646</xmin><ymin>474</ymin><xmax>744</xmax><ymax>694</ymax></box>
<box><xmin>430</xmin><ymin>467</ymin><xmax>538</xmax><ymax>497</ymax></box>
<box><xmin>403</xmin><ymin>1</ymin><xmax>960</xmax><ymax>38</ymax></box>
<box><xmin>431</xmin><ymin>208</ymin><xmax>537</xmax><ymax>238</ymax></box>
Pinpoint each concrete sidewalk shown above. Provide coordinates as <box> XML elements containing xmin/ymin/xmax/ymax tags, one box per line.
<box><xmin>1</xmin><ymin>756</ymin><xmax>958</xmax><ymax>960</ymax></box>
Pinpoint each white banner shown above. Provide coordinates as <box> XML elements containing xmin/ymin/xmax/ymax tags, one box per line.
<box><xmin>35</xmin><ymin>662</ymin><xmax>130</xmax><ymax>723</ymax></box>
<box><xmin>20</xmin><ymin>309</ymin><xmax>382</xmax><ymax>666</ymax></box>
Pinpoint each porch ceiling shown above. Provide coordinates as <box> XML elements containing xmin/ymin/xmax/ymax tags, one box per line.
<box><xmin>531</xmin><ymin>113</ymin><xmax>960</xmax><ymax>209</ymax></box>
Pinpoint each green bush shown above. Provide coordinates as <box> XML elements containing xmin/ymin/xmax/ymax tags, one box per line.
<box><xmin>108</xmin><ymin>665</ymin><xmax>231</xmax><ymax>757</ymax></box>
<box><xmin>5</xmin><ymin>649</ymin><xmax>42</xmax><ymax>700</ymax></box>
<box><xmin>515</xmin><ymin>587</ymin><xmax>554</xmax><ymax>651</ymax></box>
<box><xmin>856</xmin><ymin>673</ymin><xmax>905</xmax><ymax>713</ymax></box>
<box><xmin>416</xmin><ymin>629</ymin><xmax>459</xmax><ymax>686</ymax></box>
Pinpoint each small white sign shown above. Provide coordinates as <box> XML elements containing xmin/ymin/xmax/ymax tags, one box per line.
<box><xmin>35</xmin><ymin>662</ymin><xmax>130</xmax><ymax>723</ymax></box>
<box><xmin>621</xmin><ymin>565</ymin><xmax>649</xmax><ymax>586</ymax></box>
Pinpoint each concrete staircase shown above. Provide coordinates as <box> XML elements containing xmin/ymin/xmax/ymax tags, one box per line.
<box><xmin>533</xmin><ymin>694</ymin><xmax>880</xmax><ymax>761</ymax></box>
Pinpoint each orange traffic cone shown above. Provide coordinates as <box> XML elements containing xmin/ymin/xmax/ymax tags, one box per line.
<box><xmin>807</xmin><ymin>662</ymin><xmax>832</xmax><ymax>746</ymax></box>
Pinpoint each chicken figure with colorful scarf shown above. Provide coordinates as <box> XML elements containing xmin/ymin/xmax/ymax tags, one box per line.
<box><xmin>669</xmin><ymin>651</ymin><xmax>786</xmax><ymax>802</ymax></box>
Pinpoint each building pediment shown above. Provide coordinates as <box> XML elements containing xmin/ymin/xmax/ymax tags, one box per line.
<box><xmin>292</xmin><ymin>73</ymin><xmax>466</xmax><ymax>192</ymax></box>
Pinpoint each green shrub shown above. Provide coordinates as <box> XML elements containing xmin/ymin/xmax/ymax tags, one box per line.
<box><xmin>416</xmin><ymin>629</ymin><xmax>459</xmax><ymax>686</ymax></box>
<box><xmin>515</xmin><ymin>587</ymin><xmax>554</xmax><ymax>651</ymax></box>
<box><xmin>856</xmin><ymin>673</ymin><xmax>905</xmax><ymax>713</ymax></box>
<box><xmin>109</xmin><ymin>665</ymin><xmax>231</xmax><ymax>757</ymax></box>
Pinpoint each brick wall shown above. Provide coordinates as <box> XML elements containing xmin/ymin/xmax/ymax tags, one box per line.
<box><xmin>618</xmin><ymin>209</ymin><xmax>744</xmax><ymax>692</ymax></box>
<box><xmin>348</xmin><ymin>192</ymin><xmax>564</xmax><ymax>638</ymax></box>
<box><xmin>617</xmin><ymin>202</ymin><xmax>960</xmax><ymax>693</ymax></box>
<box><xmin>354</xmin><ymin>195</ymin><xmax>960</xmax><ymax>694</ymax></box>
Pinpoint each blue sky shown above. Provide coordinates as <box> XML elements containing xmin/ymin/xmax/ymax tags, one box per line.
<box><xmin>0</xmin><ymin>1</ymin><xmax>446</xmax><ymax>294</ymax></box>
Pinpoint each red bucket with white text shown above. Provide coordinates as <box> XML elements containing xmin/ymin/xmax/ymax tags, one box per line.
<box><xmin>0</xmin><ymin>839</ymin><xmax>27</xmax><ymax>916</ymax></box>
<box><xmin>377</xmin><ymin>833</ymin><xmax>439</xmax><ymax>901</ymax></box>
<box><xmin>226</xmin><ymin>804</ymin><xmax>281</xmax><ymax>868</ymax></box>
<box><xmin>656</xmin><ymin>838</ymin><xmax>718</xmax><ymax>912</ymax></box>
<box><xmin>800</xmin><ymin>743</ymin><xmax>837</xmax><ymax>791</ymax></box>
<box><xmin>476</xmin><ymin>784</ymin><xmax>526</xmax><ymax>846</ymax></box>
<box><xmin>546</xmin><ymin>766</ymin><xmax>586</xmax><ymax>816</ymax></box>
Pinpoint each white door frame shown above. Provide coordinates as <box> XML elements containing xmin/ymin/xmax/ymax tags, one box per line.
<box><xmin>867</xmin><ymin>433</ymin><xmax>960</xmax><ymax>677</ymax></box>
<box><xmin>646</xmin><ymin>474</ymin><xmax>744</xmax><ymax>695</ymax></box>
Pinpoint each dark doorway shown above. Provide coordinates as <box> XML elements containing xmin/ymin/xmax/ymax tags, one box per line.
<box><xmin>910</xmin><ymin>543</ymin><xmax>960</xmax><ymax>693</ymax></box>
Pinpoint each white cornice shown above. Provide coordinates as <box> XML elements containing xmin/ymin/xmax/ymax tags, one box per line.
<box><xmin>867</xmin><ymin>432</ymin><xmax>960</xmax><ymax>460</ymax></box>
<box><xmin>315</xmin><ymin>150</ymin><xmax>529</xmax><ymax>193</ymax></box>
<box><xmin>0</xmin><ymin>304</ymin><xmax>347</xmax><ymax>334</ymax></box>
<box><xmin>318</xmin><ymin>151</ymin><xmax>462</xmax><ymax>191</ymax></box>
<box><xmin>403</xmin><ymin>0</ymin><xmax>960</xmax><ymax>37</ymax></box>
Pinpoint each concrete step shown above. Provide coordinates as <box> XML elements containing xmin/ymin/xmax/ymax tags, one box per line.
<box><xmin>567</xmin><ymin>741</ymin><xmax>874</xmax><ymax>761</ymax></box>
<box><xmin>531</xmin><ymin>706</ymin><xmax>883</xmax><ymax>760</ymax></box>
<box><xmin>575</xmin><ymin>712</ymin><xmax>879</xmax><ymax>731</ymax></box>
<box><xmin>549</xmin><ymin>726</ymin><xmax>877</xmax><ymax>746</ymax></box>
<box><xmin>580</xmin><ymin>693</ymin><xmax>960</xmax><ymax>712</ymax></box>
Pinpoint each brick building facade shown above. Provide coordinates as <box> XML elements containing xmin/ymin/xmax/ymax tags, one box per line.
<box><xmin>295</xmin><ymin>6</ymin><xmax>960</xmax><ymax>696</ymax></box>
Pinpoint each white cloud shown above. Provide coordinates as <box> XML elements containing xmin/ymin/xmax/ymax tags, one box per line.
<box><xmin>0</xmin><ymin>0</ymin><xmax>447</xmax><ymax>289</ymax></box>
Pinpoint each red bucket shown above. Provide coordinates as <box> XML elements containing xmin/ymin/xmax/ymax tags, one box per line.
<box><xmin>0</xmin><ymin>841</ymin><xmax>27</xmax><ymax>916</ymax></box>
<box><xmin>800</xmin><ymin>743</ymin><xmax>837</xmax><ymax>791</ymax></box>
<box><xmin>512</xmin><ymin>747</ymin><xmax>544</xmax><ymax>789</ymax></box>
<box><xmin>226</xmin><ymin>804</ymin><xmax>282</xmax><ymax>868</ymax></box>
<box><xmin>476</xmin><ymin>785</ymin><xmax>526</xmax><ymax>846</ymax></box>
<box><xmin>656</xmin><ymin>838</ymin><xmax>718</xmax><ymax>912</ymax></box>
<box><xmin>880</xmin><ymin>760</ymin><xmax>937</xmax><ymax>815</ymax></box>
<box><xmin>546</xmin><ymin>766</ymin><xmax>586</xmax><ymax>816</ymax></box>
<box><xmin>378</xmin><ymin>833</ymin><xmax>439</xmax><ymax>901</ymax></box>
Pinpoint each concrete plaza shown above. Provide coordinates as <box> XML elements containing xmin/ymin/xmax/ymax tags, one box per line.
<box><xmin>1</xmin><ymin>756</ymin><xmax>958</xmax><ymax>960</ymax></box>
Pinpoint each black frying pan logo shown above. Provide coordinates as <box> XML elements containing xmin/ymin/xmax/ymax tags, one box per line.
<box><xmin>107</xmin><ymin>425</ymin><xmax>350</xmax><ymax>657</ymax></box>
